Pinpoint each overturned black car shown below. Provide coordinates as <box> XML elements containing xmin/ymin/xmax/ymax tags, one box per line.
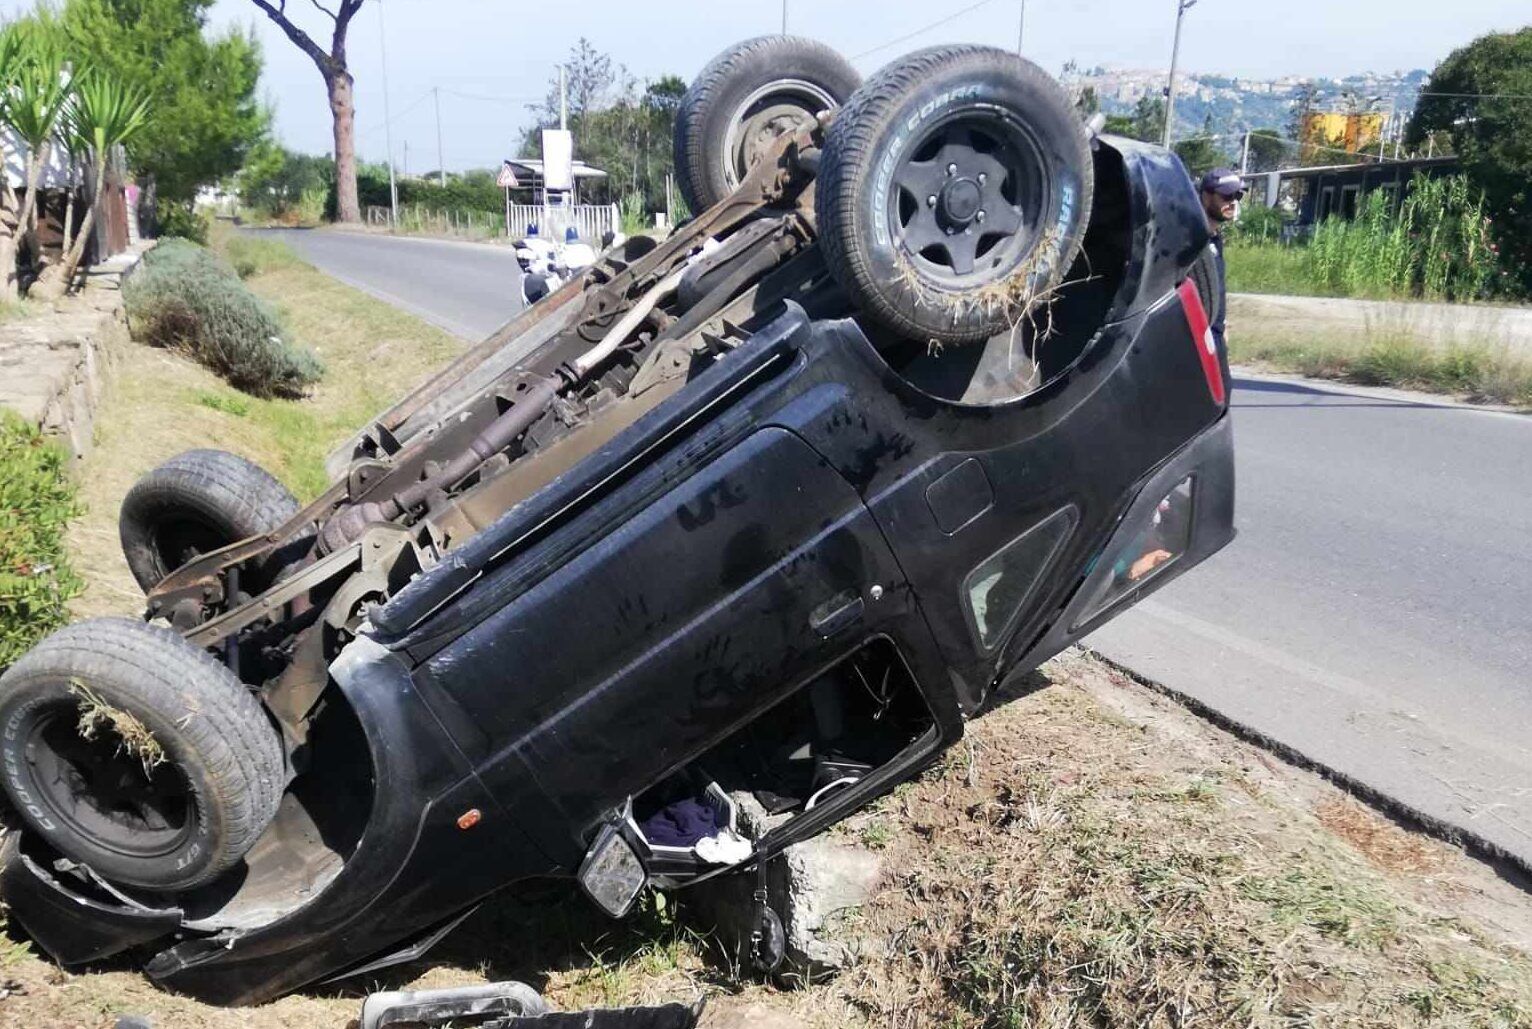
<box><xmin>0</xmin><ymin>37</ymin><xmax>1234</xmax><ymax>1005</ymax></box>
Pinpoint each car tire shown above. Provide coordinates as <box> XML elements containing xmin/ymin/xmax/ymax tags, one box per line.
<box><xmin>0</xmin><ymin>618</ymin><xmax>285</xmax><ymax>891</ymax></box>
<box><xmin>120</xmin><ymin>449</ymin><xmax>300</xmax><ymax>592</ymax></box>
<box><xmin>816</xmin><ymin>45</ymin><xmax>1095</xmax><ymax>345</ymax></box>
<box><xmin>674</xmin><ymin>35</ymin><xmax>861</xmax><ymax>213</ymax></box>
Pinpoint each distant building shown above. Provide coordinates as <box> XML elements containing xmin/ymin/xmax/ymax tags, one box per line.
<box><xmin>1242</xmin><ymin>155</ymin><xmax>1461</xmax><ymax>230</ymax></box>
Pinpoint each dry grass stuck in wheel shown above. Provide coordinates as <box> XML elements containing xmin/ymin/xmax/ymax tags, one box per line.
<box><xmin>70</xmin><ymin>679</ymin><xmax>166</xmax><ymax>773</ymax></box>
<box><xmin>5</xmin><ymin>234</ymin><xmax>1532</xmax><ymax>1027</ymax></box>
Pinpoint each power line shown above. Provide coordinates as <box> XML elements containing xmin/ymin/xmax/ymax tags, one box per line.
<box><xmin>439</xmin><ymin>87</ymin><xmax>544</xmax><ymax>105</ymax></box>
<box><xmin>361</xmin><ymin>88</ymin><xmax>432</xmax><ymax>136</ymax></box>
<box><xmin>850</xmin><ymin>0</ymin><xmax>1003</xmax><ymax>62</ymax></box>
<box><xmin>1415</xmin><ymin>90</ymin><xmax>1532</xmax><ymax>100</ymax></box>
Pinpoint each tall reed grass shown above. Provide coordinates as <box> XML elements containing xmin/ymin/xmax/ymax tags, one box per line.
<box><xmin>1226</xmin><ymin>174</ymin><xmax>1510</xmax><ymax>303</ymax></box>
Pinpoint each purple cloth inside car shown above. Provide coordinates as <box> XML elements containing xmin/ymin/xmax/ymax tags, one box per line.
<box><xmin>640</xmin><ymin>798</ymin><xmax>720</xmax><ymax>847</ymax></box>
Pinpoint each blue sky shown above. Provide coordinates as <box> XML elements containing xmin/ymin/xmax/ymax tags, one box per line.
<box><xmin>6</xmin><ymin>0</ymin><xmax>1529</xmax><ymax>170</ymax></box>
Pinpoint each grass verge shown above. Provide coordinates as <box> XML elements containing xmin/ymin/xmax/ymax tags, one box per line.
<box><xmin>1229</xmin><ymin>326</ymin><xmax>1532</xmax><ymax>407</ymax></box>
<box><xmin>1224</xmin><ymin>242</ymin><xmax>1337</xmax><ymax>297</ymax></box>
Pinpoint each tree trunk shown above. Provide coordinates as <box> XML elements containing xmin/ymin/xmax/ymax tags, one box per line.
<box><xmin>330</xmin><ymin>71</ymin><xmax>361</xmax><ymax>224</ymax></box>
<box><xmin>0</xmin><ymin>231</ymin><xmax>18</xmax><ymax>302</ymax></box>
<box><xmin>60</xmin><ymin>167</ymin><xmax>76</xmax><ymax>260</ymax></box>
<box><xmin>17</xmin><ymin>141</ymin><xmax>51</xmax><ymax>278</ymax></box>
<box><xmin>30</xmin><ymin>159</ymin><xmax>104</xmax><ymax>301</ymax></box>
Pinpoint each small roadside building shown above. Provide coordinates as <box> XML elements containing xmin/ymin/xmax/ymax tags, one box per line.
<box><xmin>1241</xmin><ymin>154</ymin><xmax>1460</xmax><ymax>231</ymax></box>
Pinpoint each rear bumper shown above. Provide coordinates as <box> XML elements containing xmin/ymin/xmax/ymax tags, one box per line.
<box><xmin>1022</xmin><ymin>410</ymin><xmax>1236</xmax><ymax>667</ymax></box>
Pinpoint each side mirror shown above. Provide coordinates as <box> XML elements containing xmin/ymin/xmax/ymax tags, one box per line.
<box><xmin>577</xmin><ymin>819</ymin><xmax>647</xmax><ymax>918</ymax></box>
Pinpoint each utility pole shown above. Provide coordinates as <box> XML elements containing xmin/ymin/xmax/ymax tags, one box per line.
<box><xmin>559</xmin><ymin>65</ymin><xmax>568</xmax><ymax>131</ymax></box>
<box><xmin>433</xmin><ymin>86</ymin><xmax>446</xmax><ymax>187</ymax></box>
<box><xmin>1162</xmin><ymin>0</ymin><xmax>1197</xmax><ymax>149</ymax></box>
<box><xmin>1240</xmin><ymin>130</ymin><xmax>1251</xmax><ymax>174</ymax></box>
<box><xmin>1016</xmin><ymin>0</ymin><xmax>1027</xmax><ymax>54</ymax></box>
<box><xmin>378</xmin><ymin>0</ymin><xmax>398</xmax><ymax>224</ymax></box>
<box><xmin>403</xmin><ymin>139</ymin><xmax>409</xmax><ymax>178</ymax></box>
<box><xmin>781</xmin><ymin>0</ymin><xmax>787</xmax><ymax>33</ymax></box>
<box><xmin>1379</xmin><ymin>97</ymin><xmax>1395</xmax><ymax>162</ymax></box>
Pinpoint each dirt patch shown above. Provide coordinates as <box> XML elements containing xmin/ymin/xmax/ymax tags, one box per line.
<box><xmin>1315</xmin><ymin>797</ymin><xmax>1451</xmax><ymax>877</ymax></box>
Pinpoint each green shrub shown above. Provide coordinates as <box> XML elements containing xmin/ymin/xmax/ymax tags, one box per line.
<box><xmin>157</xmin><ymin>201</ymin><xmax>210</xmax><ymax>245</ymax></box>
<box><xmin>0</xmin><ymin>411</ymin><xmax>82</xmax><ymax>671</ymax></box>
<box><xmin>124</xmin><ymin>238</ymin><xmax>323</xmax><ymax>397</ymax></box>
<box><xmin>1225</xmin><ymin>203</ymin><xmax>1291</xmax><ymax>246</ymax></box>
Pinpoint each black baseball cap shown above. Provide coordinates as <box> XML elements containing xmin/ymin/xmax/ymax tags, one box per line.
<box><xmin>1200</xmin><ymin>168</ymin><xmax>1246</xmax><ymax>198</ymax></box>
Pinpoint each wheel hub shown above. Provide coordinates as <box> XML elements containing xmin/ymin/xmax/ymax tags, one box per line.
<box><xmin>939</xmin><ymin>177</ymin><xmax>983</xmax><ymax>226</ymax></box>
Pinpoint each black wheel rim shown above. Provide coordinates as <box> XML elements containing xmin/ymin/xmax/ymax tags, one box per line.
<box><xmin>24</xmin><ymin>705</ymin><xmax>194</xmax><ymax>861</ymax></box>
<box><xmin>151</xmin><ymin>515</ymin><xmax>229</xmax><ymax>578</ymax></box>
<box><xmin>885</xmin><ymin>110</ymin><xmax>1050</xmax><ymax>286</ymax></box>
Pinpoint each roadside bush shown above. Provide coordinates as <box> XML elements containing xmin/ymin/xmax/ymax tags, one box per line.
<box><xmin>157</xmin><ymin>201</ymin><xmax>210</xmax><ymax>245</ymax></box>
<box><xmin>0</xmin><ymin>411</ymin><xmax>82</xmax><ymax>671</ymax></box>
<box><xmin>1225</xmin><ymin>202</ymin><xmax>1290</xmax><ymax>245</ymax></box>
<box><xmin>124</xmin><ymin>238</ymin><xmax>323</xmax><ymax>397</ymax></box>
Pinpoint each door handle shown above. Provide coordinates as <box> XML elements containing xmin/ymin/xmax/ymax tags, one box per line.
<box><xmin>809</xmin><ymin>590</ymin><xmax>865</xmax><ymax>639</ymax></box>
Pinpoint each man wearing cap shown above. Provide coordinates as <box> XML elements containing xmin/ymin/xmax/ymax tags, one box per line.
<box><xmin>1198</xmin><ymin>168</ymin><xmax>1245</xmax><ymax>353</ymax></box>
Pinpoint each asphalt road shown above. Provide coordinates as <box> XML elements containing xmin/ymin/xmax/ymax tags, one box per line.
<box><xmin>1088</xmin><ymin>376</ymin><xmax>1532</xmax><ymax>866</ymax></box>
<box><xmin>247</xmin><ymin>228</ymin><xmax>522</xmax><ymax>341</ymax></box>
<box><xmin>267</xmin><ymin>229</ymin><xmax>1532</xmax><ymax>867</ymax></box>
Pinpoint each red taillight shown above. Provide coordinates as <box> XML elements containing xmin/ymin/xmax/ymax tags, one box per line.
<box><xmin>1177</xmin><ymin>279</ymin><xmax>1227</xmax><ymax>407</ymax></box>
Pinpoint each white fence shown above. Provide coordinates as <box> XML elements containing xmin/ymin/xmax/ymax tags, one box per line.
<box><xmin>505</xmin><ymin>202</ymin><xmax>619</xmax><ymax>242</ymax></box>
<box><xmin>364</xmin><ymin>202</ymin><xmax>620</xmax><ymax>243</ymax></box>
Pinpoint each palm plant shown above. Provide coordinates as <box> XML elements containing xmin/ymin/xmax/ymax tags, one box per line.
<box><xmin>0</xmin><ymin>17</ymin><xmax>76</xmax><ymax>287</ymax></box>
<box><xmin>31</xmin><ymin>68</ymin><xmax>149</xmax><ymax>297</ymax></box>
<box><xmin>1</xmin><ymin>22</ymin><xmax>26</xmax><ymax>301</ymax></box>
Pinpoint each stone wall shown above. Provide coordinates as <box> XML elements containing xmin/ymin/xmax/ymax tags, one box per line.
<box><xmin>0</xmin><ymin>244</ymin><xmax>149</xmax><ymax>460</ymax></box>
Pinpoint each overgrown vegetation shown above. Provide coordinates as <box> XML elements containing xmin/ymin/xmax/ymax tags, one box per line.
<box><xmin>123</xmin><ymin>237</ymin><xmax>323</xmax><ymax>397</ymax></box>
<box><xmin>1226</xmin><ymin>174</ymin><xmax>1515</xmax><ymax>302</ymax></box>
<box><xmin>1230</xmin><ymin>326</ymin><xmax>1532</xmax><ymax>407</ymax></box>
<box><xmin>0</xmin><ymin>410</ymin><xmax>82</xmax><ymax>670</ymax></box>
<box><xmin>1308</xmin><ymin>177</ymin><xmax>1502</xmax><ymax>301</ymax></box>
<box><xmin>1408</xmin><ymin>28</ymin><xmax>1532</xmax><ymax>295</ymax></box>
